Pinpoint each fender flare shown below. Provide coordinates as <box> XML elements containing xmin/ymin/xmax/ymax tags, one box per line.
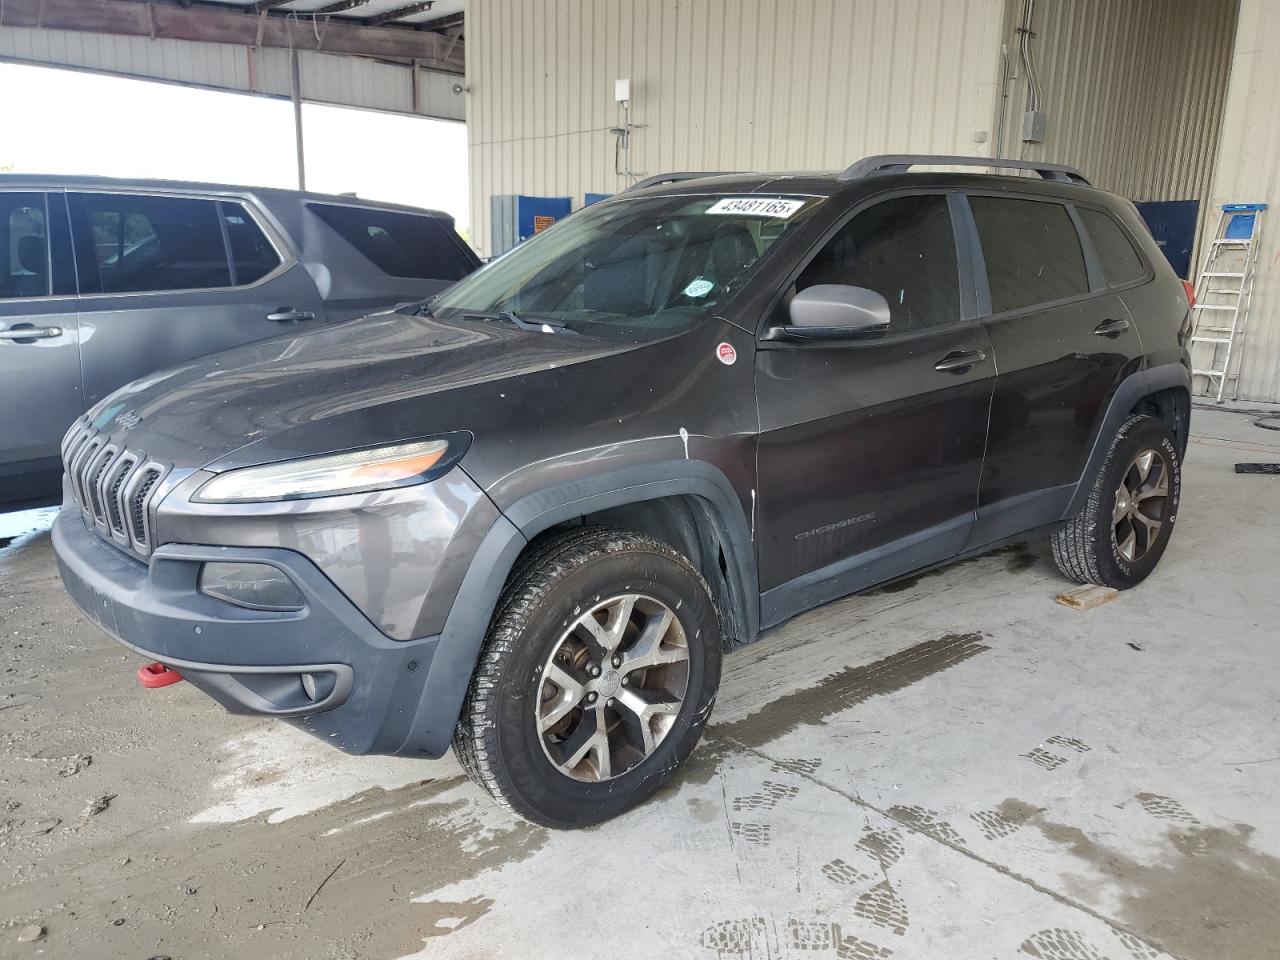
<box><xmin>1065</xmin><ymin>362</ymin><xmax>1191</xmax><ymax>518</ymax></box>
<box><xmin>403</xmin><ymin>459</ymin><xmax>758</xmax><ymax>757</ymax></box>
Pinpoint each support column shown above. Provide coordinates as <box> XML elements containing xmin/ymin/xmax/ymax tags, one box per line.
<box><xmin>290</xmin><ymin>47</ymin><xmax>306</xmax><ymax>190</ymax></box>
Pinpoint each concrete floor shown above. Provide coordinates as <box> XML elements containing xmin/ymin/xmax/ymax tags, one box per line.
<box><xmin>2</xmin><ymin>405</ymin><xmax>1279</xmax><ymax>960</ymax></box>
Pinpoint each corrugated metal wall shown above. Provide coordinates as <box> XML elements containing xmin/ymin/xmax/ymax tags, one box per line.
<box><xmin>1200</xmin><ymin>0</ymin><xmax>1280</xmax><ymax>401</ymax></box>
<box><xmin>466</xmin><ymin>0</ymin><xmax>1007</xmax><ymax>257</ymax></box>
<box><xmin>0</xmin><ymin>25</ymin><xmax>465</xmax><ymax>120</ymax></box>
<box><xmin>997</xmin><ymin>0</ymin><xmax>1236</xmax><ymax>204</ymax></box>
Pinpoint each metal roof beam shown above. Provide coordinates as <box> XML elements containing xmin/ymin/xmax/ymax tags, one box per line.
<box><xmin>0</xmin><ymin>0</ymin><xmax>464</xmax><ymax>73</ymax></box>
<box><xmin>365</xmin><ymin>1</ymin><xmax>435</xmax><ymax>27</ymax></box>
<box><xmin>312</xmin><ymin>0</ymin><xmax>373</xmax><ymax>14</ymax></box>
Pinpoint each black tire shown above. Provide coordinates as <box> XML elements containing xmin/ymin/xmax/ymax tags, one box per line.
<box><xmin>1051</xmin><ymin>414</ymin><xmax>1182</xmax><ymax>589</ymax></box>
<box><xmin>452</xmin><ymin>527</ymin><xmax>722</xmax><ymax>828</ymax></box>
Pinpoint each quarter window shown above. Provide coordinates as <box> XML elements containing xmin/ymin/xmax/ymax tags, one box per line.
<box><xmin>308</xmin><ymin>203</ymin><xmax>476</xmax><ymax>281</ymax></box>
<box><xmin>796</xmin><ymin>194</ymin><xmax>961</xmax><ymax>332</ymax></box>
<box><xmin>69</xmin><ymin>193</ymin><xmax>232</xmax><ymax>294</ymax></box>
<box><xmin>1078</xmin><ymin>207</ymin><xmax>1147</xmax><ymax>287</ymax></box>
<box><xmin>970</xmin><ymin>196</ymin><xmax>1089</xmax><ymax>314</ymax></box>
<box><xmin>1</xmin><ymin>193</ymin><xmax>49</xmax><ymax>300</ymax></box>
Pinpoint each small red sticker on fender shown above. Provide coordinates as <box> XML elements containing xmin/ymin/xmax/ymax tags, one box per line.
<box><xmin>716</xmin><ymin>342</ymin><xmax>737</xmax><ymax>365</ymax></box>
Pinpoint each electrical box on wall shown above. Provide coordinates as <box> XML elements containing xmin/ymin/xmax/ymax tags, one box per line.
<box><xmin>1022</xmin><ymin>110</ymin><xmax>1046</xmax><ymax>143</ymax></box>
<box><xmin>490</xmin><ymin>194</ymin><xmax>572</xmax><ymax>257</ymax></box>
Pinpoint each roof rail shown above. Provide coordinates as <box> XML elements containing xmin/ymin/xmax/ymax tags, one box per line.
<box><xmin>624</xmin><ymin>171</ymin><xmax>742</xmax><ymax>193</ymax></box>
<box><xmin>838</xmin><ymin>154</ymin><xmax>1090</xmax><ymax>185</ymax></box>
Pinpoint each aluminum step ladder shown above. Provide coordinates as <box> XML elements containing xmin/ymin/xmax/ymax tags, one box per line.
<box><xmin>1190</xmin><ymin>202</ymin><xmax>1266</xmax><ymax>402</ymax></box>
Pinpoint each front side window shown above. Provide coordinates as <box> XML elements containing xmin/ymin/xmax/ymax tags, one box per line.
<box><xmin>221</xmin><ymin>202</ymin><xmax>281</xmax><ymax>285</ymax></box>
<box><xmin>1078</xmin><ymin>207</ymin><xmax>1147</xmax><ymax>287</ymax></box>
<box><xmin>430</xmin><ymin>193</ymin><xmax>825</xmax><ymax>340</ymax></box>
<box><xmin>1</xmin><ymin>193</ymin><xmax>48</xmax><ymax>300</ymax></box>
<box><xmin>795</xmin><ymin>193</ymin><xmax>961</xmax><ymax>332</ymax></box>
<box><xmin>308</xmin><ymin>203</ymin><xmax>476</xmax><ymax>281</ymax></box>
<box><xmin>69</xmin><ymin>193</ymin><xmax>232</xmax><ymax>294</ymax></box>
<box><xmin>970</xmin><ymin>196</ymin><xmax>1089</xmax><ymax>314</ymax></box>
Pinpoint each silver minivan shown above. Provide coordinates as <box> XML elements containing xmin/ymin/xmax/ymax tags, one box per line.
<box><xmin>0</xmin><ymin>175</ymin><xmax>479</xmax><ymax>509</ymax></box>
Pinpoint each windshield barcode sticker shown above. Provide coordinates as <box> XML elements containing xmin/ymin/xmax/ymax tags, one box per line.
<box><xmin>707</xmin><ymin>197</ymin><xmax>805</xmax><ymax>219</ymax></box>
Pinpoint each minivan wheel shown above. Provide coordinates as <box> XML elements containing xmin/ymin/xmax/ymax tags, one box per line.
<box><xmin>452</xmin><ymin>528</ymin><xmax>722</xmax><ymax>827</ymax></box>
<box><xmin>1051</xmin><ymin>414</ymin><xmax>1182</xmax><ymax>589</ymax></box>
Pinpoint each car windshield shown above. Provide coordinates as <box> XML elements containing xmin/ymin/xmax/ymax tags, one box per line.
<box><xmin>429</xmin><ymin>193</ymin><xmax>825</xmax><ymax>339</ymax></box>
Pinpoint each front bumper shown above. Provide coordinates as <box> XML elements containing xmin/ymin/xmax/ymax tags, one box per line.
<box><xmin>52</xmin><ymin>506</ymin><xmax>448</xmax><ymax>756</ymax></box>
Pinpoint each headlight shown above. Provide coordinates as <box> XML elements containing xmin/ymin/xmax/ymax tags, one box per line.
<box><xmin>193</xmin><ymin>434</ymin><xmax>470</xmax><ymax>503</ymax></box>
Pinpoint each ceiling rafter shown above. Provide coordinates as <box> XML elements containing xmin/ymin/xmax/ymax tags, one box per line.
<box><xmin>0</xmin><ymin>0</ymin><xmax>464</xmax><ymax>72</ymax></box>
<box><xmin>365</xmin><ymin>1</ymin><xmax>434</xmax><ymax>27</ymax></box>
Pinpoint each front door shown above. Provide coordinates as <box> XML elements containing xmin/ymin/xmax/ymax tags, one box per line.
<box><xmin>0</xmin><ymin>191</ymin><xmax>82</xmax><ymax>506</ymax></box>
<box><xmin>963</xmin><ymin>194</ymin><xmax>1146</xmax><ymax>547</ymax></box>
<box><xmin>66</xmin><ymin>191</ymin><xmax>324</xmax><ymax>410</ymax></box>
<box><xmin>754</xmin><ymin>192</ymin><xmax>995</xmax><ymax>627</ymax></box>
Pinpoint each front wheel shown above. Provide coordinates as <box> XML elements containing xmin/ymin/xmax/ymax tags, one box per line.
<box><xmin>1052</xmin><ymin>414</ymin><xmax>1182</xmax><ymax>589</ymax></box>
<box><xmin>453</xmin><ymin>528</ymin><xmax>722</xmax><ymax>827</ymax></box>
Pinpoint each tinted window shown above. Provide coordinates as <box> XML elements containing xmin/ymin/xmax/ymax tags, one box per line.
<box><xmin>970</xmin><ymin>196</ymin><xmax>1089</xmax><ymax>314</ymax></box>
<box><xmin>1</xmin><ymin>193</ymin><xmax>48</xmax><ymax>300</ymax></box>
<box><xmin>796</xmin><ymin>194</ymin><xmax>960</xmax><ymax>332</ymax></box>
<box><xmin>309</xmin><ymin>203</ymin><xmax>475</xmax><ymax>281</ymax></box>
<box><xmin>221</xmin><ymin>202</ymin><xmax>281</xmax><ymax>285</ymax></box>
<box><xmin>69</xmin><ymin>193</ymin><xmax>231</xmax><ymax>294</ymax></box>
<box><xmin>1079</xmin><ymin>207</ymin><xmax>1147</xmax><ymax>286</ymax></box>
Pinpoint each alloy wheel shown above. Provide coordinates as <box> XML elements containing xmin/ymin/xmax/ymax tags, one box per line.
<box><xmin>1112</xmin><ymin>448</ymin><xmax>1170</xmax><ymax>563</ymax></box>
<box><xmin>536</xmin><ymin>593</ymin><xmax>690</xmax><ymax>782</ymax></box>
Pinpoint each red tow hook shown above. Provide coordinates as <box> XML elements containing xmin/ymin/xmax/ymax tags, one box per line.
<box><xmin>137</xmin><ymin>661</ymin><xmax>184</xmax><ymax>688</ymax></box>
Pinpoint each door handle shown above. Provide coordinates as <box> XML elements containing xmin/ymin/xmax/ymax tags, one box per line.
<box><xmin>1093</xmin><ymin>318</ymin><xmax>1130</xmax><ymax>338</ymax></box>
<box><xmin>0</xmin><ymin>325</ymin><xmax>63</xmax><ymax>341</ymax></box>
<box><xmin>934</xmin><ymin>348</ymin><xmax>987</xmax><ymax>373</ymax></box>
<box><xmin>266</xmin><ymin>308</ymin><xmax>316</xmax><ymax>322</ymax></box>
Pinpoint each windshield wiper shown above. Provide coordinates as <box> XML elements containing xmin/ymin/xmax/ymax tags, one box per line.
<box><xmin>461</xmin><ymin>310</ymin><xmax>575</xmax><ymax>334</ymax></box>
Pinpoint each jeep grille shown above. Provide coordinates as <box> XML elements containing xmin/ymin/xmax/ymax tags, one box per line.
<box><xmin>60</xmin><ymin>419</ymin><xmax>169</xmax><ymax>558</ymax></box>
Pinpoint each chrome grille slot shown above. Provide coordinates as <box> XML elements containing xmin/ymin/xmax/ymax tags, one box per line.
<box><xmin>128</xmin><ymin>467</ymin><xmax>163</xmax><ymax>549</ymax></box>
<box><xmin>105</xmin><ymin>456</ymin><xmax>137</xmax><ymax>535</ymax></box>
<box><xmin>69</xmin><ymin>436</ymin><xmax>104</xmax><ymax>513</ymax></box>
<box><xmin>85</xmin><ymin>445</ymin><xmax>119</xmax><ymax>523</ymax></box>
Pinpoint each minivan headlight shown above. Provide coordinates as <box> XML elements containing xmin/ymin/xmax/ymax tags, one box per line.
<box><xmin>193</xmin><ymin>434</ymin><xmax>470</xmax><ymax>503</ymax></box>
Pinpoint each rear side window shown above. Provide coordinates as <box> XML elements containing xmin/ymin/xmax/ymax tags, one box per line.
<box><xmin>221</xmin><ymin>202</ymin><xmax>281</xmax><ymax>285</ymax></box>
<box><xmin>1</xmin><ymin>192</ymin><xmax>48</xmax><ymax>300</ymax></box>
<box><xmin>69</xmin><ymin>193</ymin><xmax>231</xmax><ymax>294</ymax></box>
<box><xmin>308</xmin><ymin>203</ymin><xmax>475</xmax><ymax>281</ymax></box>
<box><xmin>970</xmin><ymin>196</ymin><xmax>1089</xmax><ymax>314</ymax></box>
<box><xmin>1078</xmin><ymin>207</ymin><xmax>1147</xmax><ymax>287</ymax></box>
<box><xmin>796</xmin><ymin>194</ymin><xmax>961</xmax><ymax>332</ymax></box>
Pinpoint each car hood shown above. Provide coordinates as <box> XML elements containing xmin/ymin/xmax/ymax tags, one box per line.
<box><xmin>85</xmin><ymin>311</ymin><xmax>648</xmax><ymax>472</ymax></box>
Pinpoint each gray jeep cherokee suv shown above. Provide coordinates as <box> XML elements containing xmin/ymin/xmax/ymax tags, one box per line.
<box><xmin>53</xmin><ymin>156</ymin><xmax>1192</xmax><ymax>827</ymax></box>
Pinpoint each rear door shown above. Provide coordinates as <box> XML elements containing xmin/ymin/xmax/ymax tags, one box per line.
<box><xmin>754</xmin><ymin>192</ymin><xmax>995</xmax><ymax>624</ymax></box>
<box><xmin>0</xmin><ymin>190</ymin><xmax>83</xmax><ymax>505</ymax></box>
<box><xmin>963</xmin><ymin>193</ymin><xmax>1145</xmax><ymax>548</ymax></box>
<box><xmin>67</xmin><ymin>191</ymin><xmax>324</xmax><ymax>409</ymax></box>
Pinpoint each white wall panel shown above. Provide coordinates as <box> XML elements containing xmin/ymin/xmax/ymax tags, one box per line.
<box><xmin>466</xmin><ymin>0</ymin><xmax>1007</xmax><ymax>257</ymax></box>
<box><xmin>0</xmin><ymin>25</ymin><xmax>465</xmax><ymax>120</ymax></box>
<box><xmin>1202</xmin><ymin>0</ymin><xmax>1280</xmax><ymax>401</ymax></box>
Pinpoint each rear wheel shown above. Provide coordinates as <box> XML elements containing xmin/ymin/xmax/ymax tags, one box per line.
<box><xmin>453</xmin><ymin>528</ymin><xmax>721</xmax><ymax>827</ymax></box>
<box><xmin>1052</xmin><ymin>414</ymin><xmax>1181</xmax><ymax>589</ymax></box>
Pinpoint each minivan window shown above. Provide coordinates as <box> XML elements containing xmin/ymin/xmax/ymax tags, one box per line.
<box><xmin>1078</xmin><ymin>207</ymin><xmax>1147</xmax><ymax>287</ymax></box>
<box><xmin>430</xmin><ymin>194</ymin><xmax>825</xmax><ymax>340</ymax></box>
<box><xmin>1</xmin><ymin>193</ymin><xmax>48</xmax><ymax>300</ymax></box>
<box><xmin>970</xmin><ymin>196</ymin><xmax>1089</xmax><ymax>314</ymax></box>
<box><xmin>220</xmin><ymin>202</ymin><xmax>281</xmax><ymax>285</ymax></box>
<box><xmin>69</xmin><ymin>193</ymin><xmax>232</xmax><ymax>294</ymax></box>
<box><xmin>796</xmin><ymin>194</ymin><xmax>960</xmax><ymax>332</ymax></box>
<box><xmin>308</xmin><ymin>203</ymin><xmax>475</xmax><ymax>281</ymax></box>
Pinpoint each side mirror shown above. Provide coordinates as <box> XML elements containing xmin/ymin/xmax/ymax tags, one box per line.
<box><xmin>778</xmin><ymin>284</ymin><xmax>891</xmax><ymax>339</ymax></box>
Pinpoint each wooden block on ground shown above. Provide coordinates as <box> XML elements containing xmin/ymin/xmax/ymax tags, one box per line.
<box><xmin>1055</xmin><ymin>584</ymin><xmax>1119</xmax><ymax>611</ymax></box>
